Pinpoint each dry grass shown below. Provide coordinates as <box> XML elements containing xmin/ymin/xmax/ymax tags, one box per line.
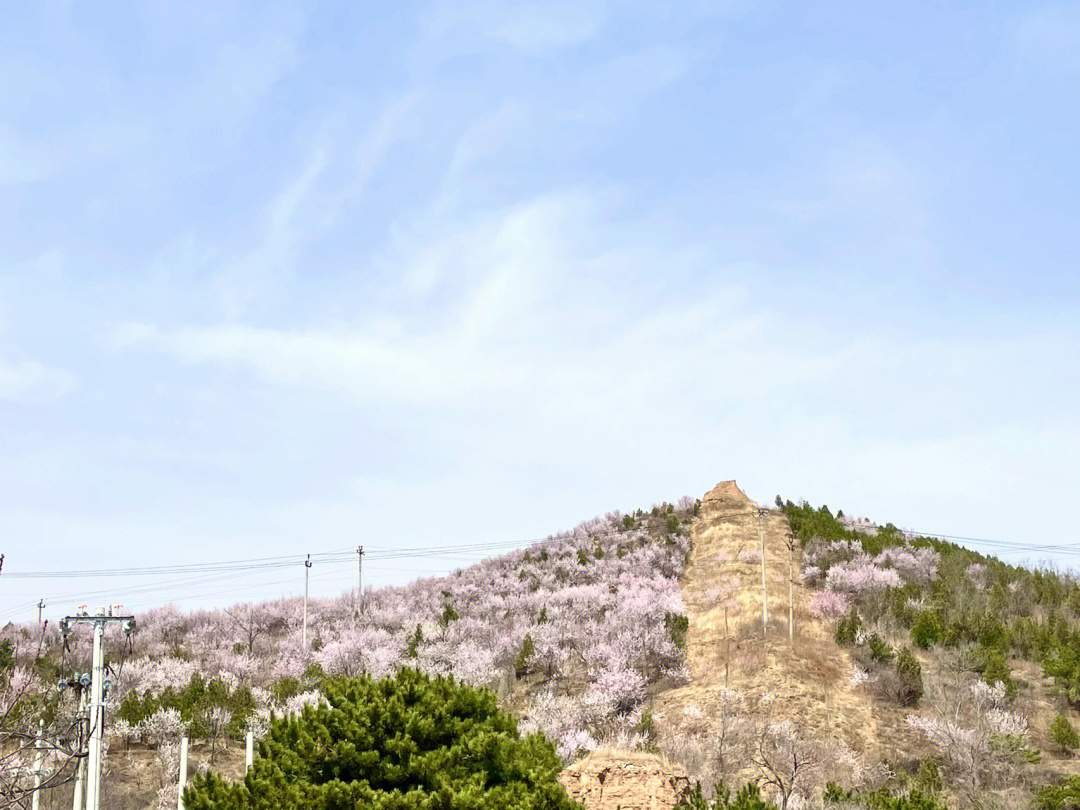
<box><xmin>30</xmin><ymin>743</ymin><xmax>244</xmax><ymax>810</ymax></box>
<box><xmin>583</xmin><ymin>746</ymin><xmax>688</xmax><ymax>770</ymax></box>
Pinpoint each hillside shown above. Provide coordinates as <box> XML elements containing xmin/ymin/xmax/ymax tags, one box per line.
<box><xmin>1</xmin><ymin>502</ymin><xmax>695</xmax><ymax>809</ymax></box>
<box><xmin>5</xmin><ymin>481</ymin><xmax>1080</xmax><ymax>810</ymax></box>
<box><xmin>649</xmin><ymin>483</ymin><xmax>1080</xmax><ymax>809</ymax></box>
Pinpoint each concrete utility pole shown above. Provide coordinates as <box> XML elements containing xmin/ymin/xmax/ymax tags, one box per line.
<box><xmin>59</xmin><ymin>607</ymin><xmax>136</xmax><ymax>810</ymax></box>
<box><xmin>787</xmin><ymin>534</ymin><xmax>796</xmax><ymax>643</ymax></box>
<box><xmin>30</xmin><ymin>720</ymin><xmax>44</xmax><ymax>810</ymax></box>
<box><xmin>72</xmin><ymin>757</ymin><xmax>85</xmax><ymax>810</ymax></box>
<box><xmin>245</xmin><ymin>731</ymin><xmax>254</xmax><ymax>775</ymax></box>
<box><xmin>723</xmin><ymin>599</ymin><xmax>730</xmax><ymax>687</ymax></box>
<box><xmin>302</xmin><ymin>555</ymin><xmax>311</xmax><ymax>649</ymax></box>
<box><xmin>37</xmin><ymin>599</ymin><xmax>45</xmax><ymax>630</ymax></box>
<box><xmin>71</xmin><ymin>689</ymin><xmax>87</xmax><ymax>810</ymax></box>
<box><xmin>357</xmin><ymin>545</ymin><xmax>364</xmax><ymax>597</ymax></box>
<box><xmin>177</xmin><ymin>737</ymin><xmax>189</xmax><ymax>810</ymax></box>
<box><xmin>87</xmin><ymin>621</ymin><xmax>104</xmax><ymax>810</ymax></box>
<box><xmin>757</xmin><ymin>509</ymin><xmax>768</xmax><ymax>638</ymax></box>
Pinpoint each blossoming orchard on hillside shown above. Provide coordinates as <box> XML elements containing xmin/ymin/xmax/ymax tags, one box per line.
<box><xmin>7</xmin><ymin>496</ymin><xmax>1080</xmax><ymax>810</ymax></box>
<box><xmin>2</xmin><ymin>501</ymin><xmax>694</xmax><ymax>798</ymax></box>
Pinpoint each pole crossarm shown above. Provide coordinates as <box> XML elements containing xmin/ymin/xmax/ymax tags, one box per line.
<box><xmin>59</xmin><ymin>611</ymin><xmax>136</xmax><ymax>633</ymax></box>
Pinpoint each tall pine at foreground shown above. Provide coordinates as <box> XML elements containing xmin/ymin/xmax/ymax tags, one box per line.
<box><xmin>183</xmin><ymin>668</ymin><xmax>582</xmax><ymax>810</ymax></box>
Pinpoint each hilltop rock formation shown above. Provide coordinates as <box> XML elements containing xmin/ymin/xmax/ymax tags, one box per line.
<box><xmin>701</xmin><ymin>479</ymin><xmax>750</xmax><ymax>508</ymax></box>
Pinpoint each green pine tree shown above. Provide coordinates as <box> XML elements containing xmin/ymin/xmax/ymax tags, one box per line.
<box><xmin>515</xmin><ymin>634</ymin><xmax>536</xmax><ymax>678</ymax></box>
<box><xmin>1051</xmin><ymin>713</ymin><xmax>1079</xmax><ymax>754</ymax></box>
<box><xmin>910</xmin><ymin>610</ymin><xmax>942</xmax><ymax>649</ymax></box>
<box><xmin>895</xmin><ymin>647</ymin><xmax>923</xmax><ymax>706</ymax></box>
<box><xmin>981</xmin><ymin>649</ymin><xmax>1018</xmax><ymax>701</ymax></box>
<box><xmin>183</xmin><ymin>669</ymin><xmax>582</xmax><ymax>810</ymax></box>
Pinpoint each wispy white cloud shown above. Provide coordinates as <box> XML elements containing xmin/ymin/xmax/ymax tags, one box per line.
<box><xmin>115</xmin><ymin>185</ymin><xmax>1076</xmax><ymax>453</ymax></box>
<box><xmin>211</xmin><ymin>147</ymin><xmax>330</xmax><ymax>317</ymax></box>
<box><xmin>115</xmin><ymin>191</ymin><xmax>755</xmax><ymax>408</ymax></box>
<box><xmin>141</xmin><ymin>91</ymin><xmax>421</xmax><ymax>319</ymax></box>
<box><xmin>0</xmin><ymin>355</ymin><xmax>75</xmax><ymax>403</ymax></box>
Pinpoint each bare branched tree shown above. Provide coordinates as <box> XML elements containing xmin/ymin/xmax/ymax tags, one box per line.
<box><xmin>907</xmin><ymin>668</ymin><xmax>1032</xmax><ymax>806</ymax></box>
<box><xmin>709</xmin><ymin>688</ymin><xmax>745</xmax><ymax>788</ymax></box>
<box><xmin>744</xmin><ymin>696</ymin><xmax>823</xmax><ymax>810</ymax></box>
<box><xmin>225</xmin><ymin>603</ymin><xmax>283</xmax><ymax>656</ymax></box>
<box><xmin>205</xmin><ymin>705</ymin><xmax>232</xmax><ymax>764</ymax></box>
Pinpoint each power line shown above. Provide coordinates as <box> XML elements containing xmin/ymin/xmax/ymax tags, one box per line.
<box><xmin>901</xmin><ymin>529</ymin><xmax>1080</xmax><ymax>556</ymax></box>
<box><xmin>8</xmin><ymin>520</ymin><xmax>1077</xmax><ymax>625</ymax></box>
<box><xmin>1</xmin><ymin>550</ymin><xmax>354</xmax><ymax>579</ymax></box>
<box><xmin>0</xmin><ymin>538</ymin><xmax>546</xmax><ymax>621</ymax></box>
<box><xmin>0</xmin><ymin>550</ymin><xmax>532</xmax><ymax>624</ymax></box>
<box><xmin>0</xmin><ymin>539</ymin><xmax>531</xmax><ymax>580</ymax></box>
<box><xmin>1</xmin><ymin>561</ymin><xmax>431</xmax><ymax>621</ymax></box>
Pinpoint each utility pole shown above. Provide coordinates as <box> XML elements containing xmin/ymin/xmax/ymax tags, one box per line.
<box><xmin>59</xmin><ymin>607</ymin><xmax>136</xmax><ymax>810</ymax></box>
<box><xmin>87</xmin><ymin>620</ymin><xmax>105</xmax><ymax>810</ymax></box>
<box><xmin>786</xmin><ymin>534</ymin><xmax>796</xmax><ymax>643</ymax></box>
<box><xmin>71</xmin><ymin>688</ymin><xmax>87</xmax><ymax>810</ymax></box>
<box><xmin>302</xmin><ymin>555</ymin><xmax>311</xmax><ymax>649</ymax></box>
<box><xmin>245</xmin><ymin>730</ymin><xmax>254</xmax><ymax>775</ymax></box>
<box><xmin>357</xmin><ymin>545</ymin><xmax>364</xmax><ymax>596</ymax></box>
<box><xmin>37</xmin><ymin>599</ymin><xmax>46</xmax><ymax>630</ymax></box>
<box><xmin>757</xmin><ymin>508</ymin><xmax>768</xmax><ymax>639</ymax></box>
<box><xmin>30</xmin><ymin>720</ymin><xmax>44</xmax><ymax>810</ymax></box>
<box><xmin>72</xmin><ymin>757</ymin><xmax>85</xmax><ymax>810</ymax></box>
<box><xmin>177</xmin><ymin>737</ymin><xmax>189</xmax><ymax>810</ymax></box>
<box><xmin>723</xmin><ymin>600</ymin><xmax>730</xmax><ymax>687</ymax></box>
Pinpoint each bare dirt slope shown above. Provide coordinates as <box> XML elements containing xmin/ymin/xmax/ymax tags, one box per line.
<box><xmin>648</xmin><ymin>480</ymin><xmax>1080</xmax><ymax>794</ymax></box>
<box><xmin>652</xmin><ymin>480</ymin><xmax>916</xmax><ymax>769</ymax></box>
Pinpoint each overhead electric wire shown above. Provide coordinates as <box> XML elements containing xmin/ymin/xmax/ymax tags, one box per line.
<box><xmin>0</xmin><ymin>539</ymin><xmax>538</xmax><ymax>621</ymax></box>
<box><xmin>0</xmin><ymin>552</ymin><xmax>531</xmax><ymax>624</ymax></box>
<box><xmin>114</xmin><ymin>562</ymin><xmax>471</xmax><ymax>613</ymax></box>
<box><xmin>9</xmin><ymin>519</ymin><xmax>1078</xmax><ymax>624</ymax></box>
<box><xmin>2</xmin><ymin>539</ymin><xmax>531</xmax><ymax>581</ymax></box>
<box><xmin>900</xmin><ymin>528</ymin><xmax>1080</xmax><ymax>556</ymax></box>
<box><xmin>1</xmin><ymin>549</ymin><xmax>357</xmax><ymax>579</ymax></box>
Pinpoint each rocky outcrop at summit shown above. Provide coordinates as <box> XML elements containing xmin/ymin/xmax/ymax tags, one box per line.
<box><xmin>701</xmin><ymin>479</ymin><xmax>752</xmax><ymax>510</ymax></box>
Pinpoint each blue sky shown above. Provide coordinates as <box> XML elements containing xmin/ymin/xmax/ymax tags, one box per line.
<box><xmin>2</xmin><ymin>1</ymin><xmax>1078</xmax><ymax>623</ymax></box>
